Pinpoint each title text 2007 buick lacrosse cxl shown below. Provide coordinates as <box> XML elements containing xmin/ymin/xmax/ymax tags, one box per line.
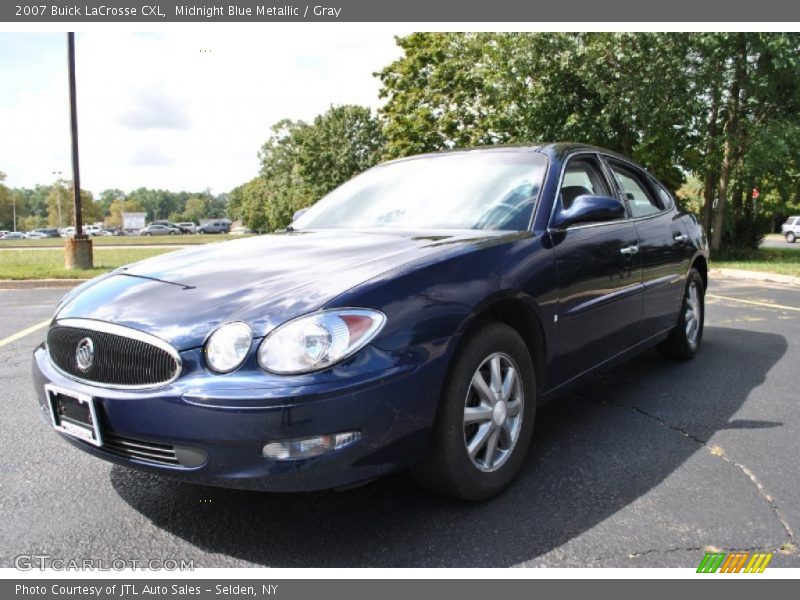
<box><xmin>33</xmin><ymin>144</ymin><xmax>708</xmax><ymax>500</ymax></box>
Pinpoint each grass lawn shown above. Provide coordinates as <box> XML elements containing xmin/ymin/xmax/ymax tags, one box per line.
<box><xmin>0</xmin><ymin>233</ymin><xmax>246</xmax><ymax>248</ymax></box>
<box><xmin>0</xmin><ymin>247</ymin><xmax>177</xmax><ymax>280</ymax></box>
<box><xmin>714</xmin><ymin>247</ymin><xmax>800</xmax><ymax>277</ymax></box>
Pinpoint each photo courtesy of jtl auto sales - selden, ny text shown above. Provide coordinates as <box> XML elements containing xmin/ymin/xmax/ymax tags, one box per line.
<box><xmin>1</xmin><ymin>0</ymin><xmax>800</xmax><ymax>597</ymax></box>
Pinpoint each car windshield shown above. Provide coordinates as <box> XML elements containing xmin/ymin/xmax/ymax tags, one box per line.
<box><xmin>294</xmin><ymin>151</ymin><xmax>547</xmax><ymax>231</ymax></box>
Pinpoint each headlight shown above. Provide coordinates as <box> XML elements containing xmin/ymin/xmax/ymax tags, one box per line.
<box><xmin>204</xmin><ymin>322</ymin><xmax>253</xmax><ymax>373</ymax></box>
<box><xmin>258</xmin><ymin>309</ymin><xmax>386</xmax><ymax>374</ymax></box>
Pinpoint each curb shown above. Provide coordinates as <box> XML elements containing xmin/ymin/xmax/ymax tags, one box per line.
<box><xmin>0</xmin><ymin>279</ymin><xmax>88</xmax><ymax>290</ymax></box>
<box><xmin>711</xmin><ymin>268</ymin><xmax>800</xmax><ymax>286</ymax></box>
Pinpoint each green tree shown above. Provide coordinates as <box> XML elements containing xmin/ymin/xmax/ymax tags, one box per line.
<box><xmin>378</xmin><ymin>32</ymin><xmax>800</xmax><ymax>252</ymax></box>
<box><xmin>0</xmin><ymin>171</ymin><xmax>12</xmax><ymax>230</ymax></box>
<box><xmin>97</xmin><ymin>188</ymin><xmax>125</xmax><ymax>216</ymax></box>
<box><xmin>181</xmin><ymin>196</ymin><xmax>208</xmax><ymax>223</ymax></box>
<box><xmin>234</xmin><ymin>104</ymin><xmax>384</xmax><ymax>231</ymax></box>
<box><xmin>105</xmin><ymin>198</ymin><xmax>144</xmax><ymax>229</ymax></box>
<box><xmin>47</xmin><ymin>183</ymin><xmax>101</xmax><ymax>229</ymax></box>
<box><xmin>377</xmin><ymin>33</ymin><xmax>698</xmax><ymax>191</ymax></box>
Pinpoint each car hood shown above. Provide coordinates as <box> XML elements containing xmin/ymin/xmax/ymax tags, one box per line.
<box><xmin>54</xmin><ymin>229</ymin><xmax>518</xmax><ymax>350</ymax></box>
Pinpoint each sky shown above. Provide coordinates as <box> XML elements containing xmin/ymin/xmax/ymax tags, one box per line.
<box><xmin>0</xmin><ymin>31</ymin><xmax>403</xmax><ymax>195</ymax></box>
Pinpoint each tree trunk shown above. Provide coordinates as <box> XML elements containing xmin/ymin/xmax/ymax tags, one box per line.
<box><xmin>702</xmin><ymin>85</ymin><xmax>720</xmax><ymax>238</ymax></box>
<box><xmin>711</xmin><ymin>34</ymin><xmax>747</xmax><ymax>255</ymax></box>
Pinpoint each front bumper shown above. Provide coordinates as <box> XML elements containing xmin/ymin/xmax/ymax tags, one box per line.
<box><xmin>32</xmin><ymin>344</ymin><xmax>444</xmax><ymax>492</ymax></box>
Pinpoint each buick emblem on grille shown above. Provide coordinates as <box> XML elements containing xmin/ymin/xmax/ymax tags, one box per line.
<box><xmin>75</xmin><ymin>337</ymin><xmax>94</xmax><ymax>372</ymax></box>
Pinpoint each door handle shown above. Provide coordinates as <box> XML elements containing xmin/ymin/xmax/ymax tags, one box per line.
<box><xmin>673</xmin><ymin>232</ymin><xmax>688</xmax><ymax>242</ymax></box>
<box><xmin>620</xmin><ymin>245</ymin><xmax>639</xmax><ymax>255</ymax></box>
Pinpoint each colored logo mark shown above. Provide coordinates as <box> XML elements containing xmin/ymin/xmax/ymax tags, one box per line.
<box><xmin>697</xmin><ymin>551</ymin><xmax>772</xmax><ymax>573</ymax></box>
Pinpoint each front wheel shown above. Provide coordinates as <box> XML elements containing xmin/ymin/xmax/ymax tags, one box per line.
<box><xmin>787</xmin><ymin>232</ymin><xmax>797</xmax><ymax>243</ymax></box>
<box><xmin>413</xmin><ymin>322</ymin><xmax>536</xmax><ymax>501</ymax></box>
<box><xmin>658</xmin><ymin>268</ymin><xmax>705</xmax><ymax>360</ymax></box>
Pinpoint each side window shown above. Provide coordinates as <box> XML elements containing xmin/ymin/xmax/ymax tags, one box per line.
<box><xmin>607</xmin><ymin>162</ymin><xmax>663</xmax><ymax>218</ymax></box>
<box><xmin>652</xmin><ymin>180</ymin><xmax>675</xmax><ymax>211</ymax></box>
<box><xmin>560</xmin><ymin>157</ymin><xmax>610</xmax><ymax>209</ymax></box>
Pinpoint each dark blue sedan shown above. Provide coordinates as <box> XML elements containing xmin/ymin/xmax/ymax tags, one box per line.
<box><xmin>33</xmin><ymin>143</ymin><xmax>708</xmax><ymax>500</ymax></box>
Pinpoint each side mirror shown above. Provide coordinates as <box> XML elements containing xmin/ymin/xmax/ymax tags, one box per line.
<box><xmin>552</xmin><ymin>195</ymin><xmax>626</xmax><ymax>229</ymax></box>
<box><xmin>292</xmin><ymin>207</ymin><xmax>309</xmax><ymax>222</ymax></box>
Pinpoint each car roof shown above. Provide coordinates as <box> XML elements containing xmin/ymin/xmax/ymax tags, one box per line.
<box><xmin>380</xmin><ymin>142</ymin><xmax>636</xmax><ymax>166</ymax></box>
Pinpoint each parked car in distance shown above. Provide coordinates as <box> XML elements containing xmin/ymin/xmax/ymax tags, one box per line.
<box><xmin>33</xmin><ymin>143</ymin><xmax>708</xmax><ymax>501</ymax></box>
<box><xmin>139</xmin><ymin>223</ymin><xmax>182</xmax><ymax>236</ymax></box>
<box><xmin>30</xmin><ymin>228</ymin><xmax>61</xmax><ymax>239</ymax></box>
<box><xmin>782</xmin><ymin>216</ymin><xmax>800</xmax><ymax>243</ymax></box>
<box><xmin>83</xmin><ymin>225</ymin><xmax>102</xmax><ymax>236</ymax></box>
<box><xmin>198</xmin><ymin>220</ymin><xmax>230</xmax><ymax>234</ymax></box>
<box><xmin>150</xmin><ymin>220</ymin><xmax>181</xmax><ymax>230</ymax></box>
<box><xmin>0</xmin><ymin>230</ymin><xmax>9</xmax><ymax>237</ymax></box>
<box><xmin>175</xmin><ymin>222</ymin><xmax>197</xmax><ymax>234</ymax></box>
<box><xmin>24</xmin><ymin>231</ymin><xmax>48</xmax><ymax>239</ymax></box>
<box><xmin>230</xmin><ymin>226</ymin><xmax>252</xmax><ymax>235</ymax></box>
<box><xmin>0</xmin><ymin>231</ymin><xmax>25</xmax><ymax>240</ymax></box>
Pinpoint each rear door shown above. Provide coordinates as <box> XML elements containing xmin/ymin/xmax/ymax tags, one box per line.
<box><xmin>550</xmin><ymin>154</ymin><xmax>643</xmax><ymax>383</ymax></box>
<box><xmin>603</xmin><ymin>158</ymin><xmax>689</xmax><ymax>339</ymax></box>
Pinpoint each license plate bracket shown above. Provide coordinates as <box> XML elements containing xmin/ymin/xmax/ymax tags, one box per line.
<box><xmin>44</xmin><ymin>384</ymin><xmax>103</xmax><ymax>447</ymax></box>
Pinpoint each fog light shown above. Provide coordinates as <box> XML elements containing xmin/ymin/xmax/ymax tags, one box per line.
<box><xmin>262</xmin><ymin>431</ymin><xmax>361</xmax><ymax>460</ymax></box>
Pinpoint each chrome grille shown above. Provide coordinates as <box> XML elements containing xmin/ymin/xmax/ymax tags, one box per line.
<box><xmin>47</xmin><ymin>319</ymin><xmax>181</xmax><ymax>388</ymax></box>
<box><xmin>102</xmin><ymin>433</ymin><xmax>180</xmax><ymax>466</ymax></box>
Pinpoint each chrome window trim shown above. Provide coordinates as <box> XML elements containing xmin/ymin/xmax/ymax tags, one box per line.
<box><xmin>47</xmin><ymin>318</ymin><xmax>183</xmax><ymax>390</ymax></box>
<box><xmin>547</xmin><ymin>150</ymin><xmax>676</xmax><ymax>233</ymax></box>
<box><xmin>599</xmin><ymin>154</ymin><xmax>673</xmax><ymax>219</ymax></box>
<box><xmin>547</xmin><ymin>151</ymin><xmax>630</xmax><ymax>233</ymax></box>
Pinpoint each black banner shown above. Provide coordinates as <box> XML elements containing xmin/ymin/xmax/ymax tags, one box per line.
<box><xmin>3</xmin><ymin>579</ymin><xmax>794</xmax><ymax>600</ymax></box>
<box><xmin>2</xmin><ymin>0</ymin><xmax>800</xmax><ymax>22</ymax></box>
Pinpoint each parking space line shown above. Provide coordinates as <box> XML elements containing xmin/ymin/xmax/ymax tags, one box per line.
<box><xmin>707</xmin><ymin>294</ymin><xmax>800</xmax><ymax>312</ymax></box>
<box><xmin>0</xmin><ymin>319</ymin><xmax>50</xmax><ymax>349</ymax></box>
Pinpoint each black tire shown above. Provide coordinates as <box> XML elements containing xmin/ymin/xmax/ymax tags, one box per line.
<box><xmin>413</xmin><ymin>321</ymin><xmax>537</xmax><ymax>501</ymax></box>
<box><xmin>658</xmin><ymin>268</ymin><xmax>705</xmax><ymax>360</ymax></box>
<box><xmin>787</xmin><ymin>232</ymin><xmax>797</xmax><ymax>244</ymax></box>
<box><xmin>169</xmin><ymin>231</ymin><xmax>176</xmax><ymax>236</ymax></box>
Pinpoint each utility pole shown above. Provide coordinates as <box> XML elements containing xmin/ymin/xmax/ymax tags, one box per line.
<box><xmin>64</xmin><ymin>32</ymin><xmax>92</xmax><ymax>269</ymax></box>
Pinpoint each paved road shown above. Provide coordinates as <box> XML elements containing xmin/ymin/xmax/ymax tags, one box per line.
<box><xmin>762</xmin><ymin>237</ymin><xmax>799</xmax><ymax>250</ymax></box>
<box><xmin>1</xmin><ymin>278</ymin><xmax>799</xmax><ymax>568</ymax></box>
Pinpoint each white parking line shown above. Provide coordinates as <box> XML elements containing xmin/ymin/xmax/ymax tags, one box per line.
<box><xmin>0</xmin><ymin>319</ymin><xmax>50</xmax><ymax>349</ymax></box>
<box><xmin>707</xmin><ymin>294</ymin><xmax>800</xmax><ymax>312</ymax></box>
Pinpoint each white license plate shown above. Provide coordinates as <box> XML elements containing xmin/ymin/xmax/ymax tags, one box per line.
<box><xmin>44</xmin><ymin>384</ymin><xmax>103</xmax><ymax>447</ymax></box>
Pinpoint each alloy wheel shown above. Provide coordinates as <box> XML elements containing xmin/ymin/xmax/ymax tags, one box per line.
<box><xmin>463</xmin><ymin>352</ymin><xmax>524</xmax><ymax>472</ymax></box>
<box><xmin>685</xmin><ymin>281</ymin><xmax>702</xmax><ymax>348</ymax></box>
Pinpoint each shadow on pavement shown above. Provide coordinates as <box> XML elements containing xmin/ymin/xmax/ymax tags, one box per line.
<box><xmin>111</xmin><ymin>326</ymin><xmax>786</xmax><ymax>567</ymax></box>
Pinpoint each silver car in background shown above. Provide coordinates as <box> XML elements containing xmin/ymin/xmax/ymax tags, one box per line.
<box><xmin>782</xmin><ymin>216</ymin><xmax>800</xmax><ymax>243</ymax></box>
<box><xmin>139</xmin><ymin>224</ymin><xmax>182</xmax><ymax>236</ymax></box>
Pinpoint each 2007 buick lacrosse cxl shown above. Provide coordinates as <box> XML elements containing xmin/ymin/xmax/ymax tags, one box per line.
<box><xmin>33</xmin><ymin>143</ymin><xmax>708</xmax><ymax>500</ymax></box>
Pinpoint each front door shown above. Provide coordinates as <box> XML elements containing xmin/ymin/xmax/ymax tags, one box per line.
<box><xmin>550</xmin><ymin>154</ymin><xmax>643</xmax><ymax>384</ymax></box>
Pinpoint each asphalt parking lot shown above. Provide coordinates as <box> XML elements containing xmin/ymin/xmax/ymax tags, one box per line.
<box><xmin>1</xmin><ymin>277</ymin><xmax>799</xmax><ymax>568</ymax></box>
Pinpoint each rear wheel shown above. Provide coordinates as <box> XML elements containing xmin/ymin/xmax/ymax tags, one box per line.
<box><xmin>658</xmin><ymin>268</ymin><xmax>705</xmax><ymax>360</ymax></box>
<box><xmin>787</xmin><ymin>232</ymin><xmax>797</xmax><ymax>243</ymax></box>
<box><xmin>413</xmin><ymin>322</ymin><xmax>536</xmax><ymax>501</ymax></box>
